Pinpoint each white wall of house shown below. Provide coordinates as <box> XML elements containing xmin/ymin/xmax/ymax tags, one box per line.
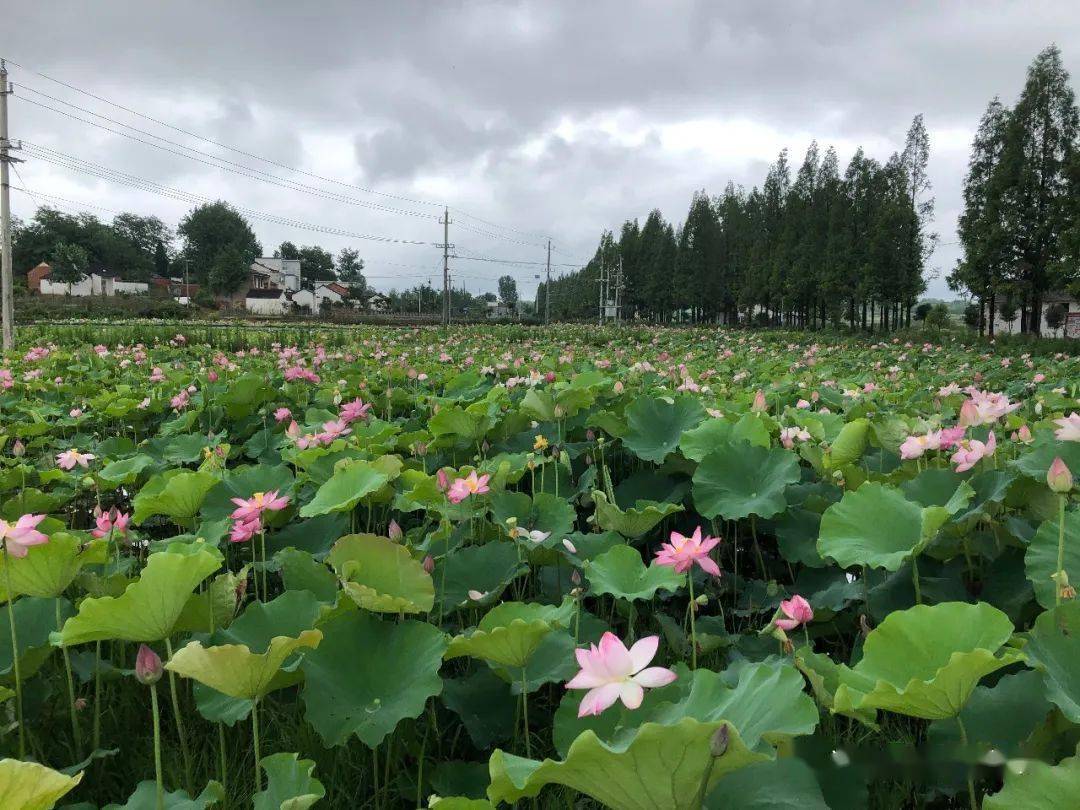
<box><xmin>39</xmin><ymin>273</ymin><xmax>148</xmax><ymax>297</ymax></box>
<box><xmin>112</xmin><ymin>280</ymin><xmax>149</xmax><ymax>295</ymax></box>
<box><xmin>245</xmin><ymin>295</ymin><xmax>291</xmax><ymax>315</ymax></box>
<box><xmin>987</xmin><ymin>299</ymin><xmax>1076</xmax><ymax>337</ymax></box>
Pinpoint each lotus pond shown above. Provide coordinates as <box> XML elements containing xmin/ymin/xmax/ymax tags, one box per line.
<box><xmin>0</xmin><ymin>323</ymin><xmax>1078</xmax><ymax>809</ymax></box>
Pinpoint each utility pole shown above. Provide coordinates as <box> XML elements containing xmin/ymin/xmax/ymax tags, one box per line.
<box><xmin>0</xmin><ymin>60</ymin><xmax>21</xmax><ymax>351</ymax></box>
<box><xmin>597</xmin><ymin>256</ymin><xmax>607</xmax><ymax>326</ymax></box>
<box><xmin>438</xmin><ymin>207</ymin><xmax>453</xmax><ymax>325</ymax></box>
<box><xmin>544</xmin><ymin>239</ymin><xmax>551</xmax><ymax>325</ymax></box>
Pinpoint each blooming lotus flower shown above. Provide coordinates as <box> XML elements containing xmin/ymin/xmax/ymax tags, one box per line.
<box><xmin>91</xmin><ymin>508</ymin><xmax>130</xmax><ymax>540</ymax></box>
<box><xmin>0</xmin><ymin>514</ymin><xmax>49</xmax><ymax>557</ymax></box>
<box><xmin>230</xmin><ymin>490</ymin><xmax>290</xmax><ymax>523</ymax></box>
<box><xmin>512</xmin><ymin>527</ymin><xmax>551</xmax><ymax>544</ymax></box>
<box><xmin>566</xmin><ymin>633</ymin><xmax>677</xmax><ymax>717</ymax></box>
<box><xmin>938</xmin><ymin>426</ymin><xmax>966</xmax><ymax>449</ymax></box>
<box><xmin>951</xmin><ymin>432</ymin><xmax>997</xmax><ymax>473</ymax></box>
<box><xmin>1055</xmin><ymin>413</ymin><xmax>1080</xmax><ymax>443</ymax></box>
<box><xmin>654</xmin><ymin>526</ymin><xmax>721</xmax><ymax>576</ymax></box>
<box><xmin>57</xmin><ymin>449</ymin><xmax>95</xmax><ymax>470</ymax></box>
<box><xmin>779</xmin><ymin>426</ymin><xmax>811</xmax><ymax>449</ymax></box>
<box><xmin>447</xmin><ymin>471</ymin><xmax>490</xmax><ymax>504</ymax></box>
<box><xmin>229</xmin><ymin>517</ymin><xmax>262</xmax><ymax>544</ymax></box>
<box><xmin>340</xmin><ymin>397</ymin><xmax>372</xmax><ymax>424</ymax></box>
<box><xmin>775</xmin><ymin>595</ymin><xmax>814</xmax><ymax>631</ymax></box>
<box><xmin>273</xmin><ymin>407</ymin><xmax>292</xmax><ymax>423</ymax></box>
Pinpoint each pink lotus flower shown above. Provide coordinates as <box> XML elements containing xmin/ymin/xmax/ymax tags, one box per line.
<box><xmin>565</xmin><ymin>633</ymin><xmax>677</xmax><ymax>717</ymax></box>
<box><xmin>0</xmin><ymin>514</ymin><xmax>49</xmax><ymax>558</ymax></box>
<box><xmin>1013</xmin><ymin>425</ymin><xmax>1033</xmax><ymax>444</ymax></box>
<box><xmin>1055</xmin><ymin>413</ymin><xmax>1080</xmax><ymax>443</ymax></box>
<box><xmin>779</xmin><ymin>426</ymin><xmax>811</xmax><ymax>450</ymax></box>
<box><xmin>958</xmin><ymin>390</ymin><xmax>1020</xmax><ymax>427</ymax></box>
<box><xmin>57</xmin><ymin>449</ymin><xmax>95</xmax><ymax>470</ymax></box>
<box><xmin>1048</xmin><ymin>457</ymin><xmax>1074</xmax><ymax>494</ymax></box>
<box><xmin>229</xmin><ymin>517</ymin><xmax>262</xmax><ymax>544</ymax></box>
<box><xmin>340</xmin><ymin>397</ymin><xmax>372</xmax><ymax>424</ymax></box>
<box><xmin>91</xmin><ymin>507</ymin><xmax>130</xmax><ymax>540</ymax></box>
<box><xmin>938</xmin><ymin>426</ymin><xmax>966</xmax><ymax>450</ymax></box>
<box><xmin>775</xmin><ymin>595</ymin><xmax>814</xmax><ymax>631</ymax></box>
<box><xmin>274</xmin><ymin>407</ymin><xmax>292</xmax><ymax>423</ymax></box>
<box><xmin>318</xmin><ymin>419</ymin><xmax>351</xmax><ymax>443</ymax></box>
<box><xmin>654</xmin><ymin>526</ymin><xmax>721</xmax><ymax>576</ymax></box>
<box><xmin>951</xmin><ymin>431</ymin><xmax>997</xmax><ymax>473</ymax></box>
<box><xmin>230</xmin><ymin>490</ymin><xmax>290</xmax><ymax>523</ymax></box>
<box><xmin>447</xmin><ymin>471</ymin><xmax>490</xmax><ymax>504</ymax></box>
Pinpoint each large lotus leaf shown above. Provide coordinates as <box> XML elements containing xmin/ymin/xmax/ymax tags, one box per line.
<box><xmin>166</xmin><ymin>630</ymin><xmax>321</xmax><ymax>701</ymax></box>
<box><xmin>823</xmin><ymin>418</ymin><xmax>869</xmax><ymax>469</ymax></box>
<box><xmin>590</xmin><ymin>490</ymin><xmax>683</xmax><ymax>538</ymax></box>
<box><xmin>817</xmin><ymin>483</ymin><xmax>950</xmax><ymax>571</ymax></box>
<box><xmin>441</xmin><ymin>668</ymin><xmax>518</xmax><ymax>749</ymax></box>
<box><xmin>679</xmin><ymin>419</ymin><xmax>734</xmax><ymax>462</ymax></box>
<box><xmin>300</xmin><ymin>609</ymin><xmax>446</xmax><ymax>748</ymax></box>
<box><xmin>429</xmin><ymin>799</ymin><xmax>493</xmax><ymax>810</ymax></box>
<box><xmin>132</xmin><ymin>470</ymin><xmax>219</xmax><ymax>525</ymax></box>
<box><xmin>950</xmin><ymin>470</ymin><xmax>1015</xmax><ymax>523</ymax></box>
<box><xmin>487</xmin><ymin>718</ymin><xmax>761</xmax><ymax>810</ymax></box>
<box><xmin>704</xmin><ymin>757</ymin><xmax>829</xmax><ymax>809</ymax></box>
<box><xmin>794</xmin><ymin>647</ymin><xmax>878</xmax><ymax>728</ymax></box>
<box><xmin>199</xmin><ymin>464</ymin><xmax>295</xmax><ymax>523</ymax></box>
<box><xmin>220</xmin><ymin>374</ymin><xmax>275</xmax><ymax>419</ymax></box>
<box><xmin>0</xmin><ymin>533</ymin><xmax>107</xmax><ymax>601</ymax></box>
<box><xmin>693</xmin><ymin>441</ymin><xmax>801</xmax><ymax>521</ymax></box>
<box><xmin>277</xmin><ymin>549</ymin><xmax>338</xmax><ymax>603</ymax></box>
<box><xmin>983</xmin><ymin>753</ymin><xmax>1080</xmax><ymax>810</ymax></box>
<box><xmin>328</xmin><ymin>533</ymin><xmax>434</xmax><ymax>613</ymax></box>
<box><xmin>445</xmin><ymin>600</ymin><xmax>573</xmax><ymax>668</ymax></box>
<box><xmin>1023</xmin><ymin>601</ymin><xmax>1080</xmax><ymax>723</ymax></box>
<box><xmin>432</xmin><ymin>541</ymin><xmax>527</xmax><ymax>612</ymax></box>
<box><xmin>254</xmin><ymin>753</ymin><xmax>325</xmax><ymax>810</ymax></box>
<box><xmin>585</xmin><ymin>545</ymin><xmax>684</xmax><ymax>602</ymax></box>
<box><xmin>0</xmin><ymin>758</ymin><xmax>83</xmax><ymax>810</ymax></box>
<box><xmin>622</xmin><ymin>396</ymin><xmax>705</xmax><ymax>463</ymax></box>
<box><xmin>174</xmin><ymin>570</ymin><xmax>245</xmax><ymax>634</ymax></box>
<box><xmin>298</xmin><ymin>461</ymin><xmax>390</xmax><ymax>518</ymax></box>
<box><xmin>833</xmin><ymin>602</ymin><xmax>1020</xmax><ymax>720</ymax></box>
<box><xmin>103</xmin><ymin>779</ymin><xmax>225</xmax><ymax>809</ymax></box>
<box><xmin>58</xmin><ymin>542</ymin><xmax>222</xmax><ymax>644</ymax></box>
<box><xmin>97</xmin><ymin>454</ymin><xmax>157</xmax><ymax>488</ymax></box>
<box><xmin>1</xmin><ymin>597</ymin><xmax>73</xmax><ymax>680</ymax></box>
<box><xmin>1025</xmin><ymin>510</ymin><xmax>1080</xmax><ymax>610</ymax></box>
<box><xmin>489</xmin><ymin>491</ymin><xmax>575</xmax><ymax>545</ymax></box>
<box><xmin>553</xmin><ymin>661</ymin><xmax>817</xmax><ymax>758</ymax></box>
<box><xmin>1011</xmin><ymin>434</ymin><xmax>1080</xmax><ymax>482</ymax></box>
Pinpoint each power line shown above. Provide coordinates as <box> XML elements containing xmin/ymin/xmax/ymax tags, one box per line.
<box><xmin>4</xmin><ymin>56</ymin><xmax>568</xmax><ymax>246</ymax></box>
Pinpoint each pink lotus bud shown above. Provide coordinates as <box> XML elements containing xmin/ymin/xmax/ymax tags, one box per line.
<box><xmin>388</xmin><ymin>519</ymin><xmax>403</xmax><ymax>541</ymax></box>
<box><xmin>1048</xmin><ymin>457</ymin><xmax>1074</xmax><ymax>494</ymax></box>
<box><xmin>11</xmin><ymin>439</ymin><xmax>25</xmax><ymax>458</ymax></box>
<box><xmin>208</xmin><ymin>371</ymin><xmax>219</xmax><ymax>383</ymax></box>
<box><xmin>571</xmin><ymin>570</ymin><xmax>581</xmax><ymax>585</ymax></box>
<box><xmin>436</xmin><ymin>469</ymin><xmax>449</xmax><ymax>492</ymax></box>
<box><xmin>544</xmin><ymin>371</ymin><xmax>556</xmax><ymax>384</ymax></box>
<box><xmin>135</xmin><ymin>644</ymin><xmax>163</xmax><ymax>685</ymax></box>
<box><xmin>422</xmin><ymin>555</ymin><xmax>434</xmax><ymax>574</ymax></box>
<box><xmin>751</xmin><ymin>390</ymin><xmax>767</xmax><ymax>413</ymax></box>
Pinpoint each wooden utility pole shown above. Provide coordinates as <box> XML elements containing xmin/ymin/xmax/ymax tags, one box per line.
<box><xmin>438</xmin><ymin>207</ymin><xmax>453</xmax><ymax>325</ymax></box>
<box><xmin>0</xmin><ymin>60</ymin><xmax>20</xmax><ymax>351</ymax></box>
<box><xmin>544</xmin><ymin>238</ymin><xmax>551</xmax><ymax>325</ymax></box>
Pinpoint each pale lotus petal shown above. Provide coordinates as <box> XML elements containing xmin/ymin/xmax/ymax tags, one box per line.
<box><xmin>626</xmin><ymin>636</ymin><xmax>659</xmax><ymax>673</ymax></box>
<box><xmin>578</xmin><ymin>682</ymin><xmax>623</xmax><ymax>717</ymax></box>
<box><xmin>619</xmin><ymin>680</ymin><xmax>644</xmax><ymax>710</ymax></box>
<box><xmin>632</xmin><ymin>667</ymin><xmax>678</xmax><ymax>688</ymax></box>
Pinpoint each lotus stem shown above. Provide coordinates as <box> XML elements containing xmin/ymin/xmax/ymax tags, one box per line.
<box><xmin>688</xmin><ymin>574</ymin><xmax>698</xmax><ymax>670</ymax></box>
<box><xmin>218</xmin><ymin>723</ymin><xmax>228</xmax><ymax>793</ymax></box>
<box><xmin>1056</xmin><ymin>494</ymin><xmax>1066</xmax><ymax>606</ymax></box>
<box><xmin>956</xmin><ymin>715</ymin><xmax>977</xmax><ymax>810</ymax></box>
<box><xmin>3</xmin><ymin>548</ymin><xmax>25</xmax><ymax>758</ymax></box>
<box><xmin>259</xmin><ymin>529</ymin><xmax>268</xmax><ymax>599</ymax></box>
<box><xmin>163</xmin><ymin>638</ymin><xmax>193</xmax><ymax>793</ymax></box>
<box><xmin>520</xmin><ymin>668</ymin><xmax>532</xmax><ymax>758</ymax></box>
<box><xmin>911</xmin><ymin>557</ymin><xmax>923</xmax><ymax>605</ymax></box>
<box><xmin>56</xmin><ymin>598</ymin><xmax>82</xmax><ymax>759</ymax></box>
<box><xmin>150</xmin><ymin>683</ymin><xmax>164</xmax><ymax>810</ymax></box>
<box><xmin>252</xmin><ymin>698</ymin><xmax>262</xmax><ymax>793</ymax></box>
<box><xmin>93</xmin><ymin>641</ymin><xmax>102</xmax><ymax>751</ymax></box>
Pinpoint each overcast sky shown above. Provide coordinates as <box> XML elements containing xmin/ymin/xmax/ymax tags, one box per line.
<box><xmin>6</xmin><ymin>1</ymin><xmax>1080</xmax><ymax>299</ymax></box>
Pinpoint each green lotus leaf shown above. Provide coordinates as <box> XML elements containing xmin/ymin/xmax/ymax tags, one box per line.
<box><xmin>520</xmin><ymin>388</ymin><xmax>556</xmax><ymax>423</ymax></box>
<box><xmin>132</xmin><ymin>470</ymin><xmax>220</xmax><ymax>526</ymax></box>
<box><xmin>622</xmin><ymin>395</ymin><xmax>705</xmax><ymax>463</ymax></box>
<box><xmin>832</xmin><ymin>602</ymin><xmax>1020</xmax><ymax>720</ymax></box>
<box><xmin>824</xmin><ymin>418</ymin><xmax>869</xmax><ymax>469</ymax></box>
<box><xmin>277</xmin><ymin>549</ymin><xmax>338</xmax><ymax>602</ymax></box>
<box><xmin>254</xmin><ymin>753</ymin><xmax>325</xmax><ymax>810</ymax></box>
<box><xmin>0</xmin><ymin>758</ymin><xmax>83</xmax><ymax>810</ymax></box>
<box><xmin>0</xmin><ymin>533</ymin><xmax>107</xmax><ymax>601</ymax></box>
<box><xmin>445</xmin><ymin>600</ymin><xmax>574</xmax><ymax>668</ymax></box>
<box><xmin>817</xmin><ymin>483</ymin><xmax>950</xmax><ymax>571</ymax></box>
<box><xmin>703</xmin><ymin>757</ymin><xmax>829</xmax><ymax>809</ymax></box>
<box><xmin>298</xmin><ymin>461</ymin><xmax>390</xmax><ymax>517</ymax></box>
<box><xmin>220</xmin><ymin>374</ymin><xmax>275</xmax><ymax>419</ymax></box>
<box><xmin>983</xmin><ymin>753</ymin><xmax>1080</xmax><ymax>810</ymax></box>
<box><xmin>441</xmin><ymin>668</ymin><xmax>517</xmax><ymax>749</ymax></box>
<box><xmin>1025</xmin><ymin>510</ymin><xmax>1080</xmax><ymax>610</ymax></box>
<box><xmin>300</xmin><ymin>609</ymin><xmax>447</xmax><ymax>748</ymax></box>
<box><xmin>328</xmin><ymin>533</ymin><xmax>434</xmax><ymax>613</ymax></box>
<box><xmin>103</xmin><ymin>779</ymin><xmax>225</xmax><ymax>809</ymax></box>
<box><xmin>1022</xmin><ymin>601</ymin><xmax>1080</xmax><ymax>723</ymax></box>
<box><xmin>97</xmin><ymin>454</ymin><xmax>157</xmax><ymax>488</ymax></box>
<box><xmin>679</xmin><ymin>419</ymin><xmax>734</xmax><ymax>462</ymax></box>
<box><xmin>174</xmin><ymin>570</ymin><xmax>244</xmax><ymax>633</ymax></box>
<box><xmin>590</xmin><ymin>490</ymin><xmax>683</xmax><ymax>538</ymax></box>
<box><xmin>488</xmin><ymin>718</ymin><xmax>759</xmax><ymax>810</ymax></box>
<box><xmin>432</xmin><ymin>542</ymin><xmax>527</xmax><ymax>613</ymax></box>
<box><xmin>429</xmin><ymin>799</ymin><xmax>493</xmax><ymax>810</ymax></box>
<box><xmin>585</xmin><ymin>545</ymin><xmax>684</xmax><ymax>602</ymax></box>
<box><xmin>58</xmin><ymin>542</ymin><xmax>222</xmax><ymax>644</ymax></box>
<box><xmin>1</xmin><ymin>597</ymin><xmax>73</xmax><ymax>680</ymax></box>
<box><xmin>199</xmin><ymin>464</ymin><xmax>295</xmax><ymax>523</ymax></box>
<box><xmin>794</xmin><ymin>647</ymin><xmax>878</xmax><ymax>728</ymax></box>
<box><xmin>693</xmin><ymin>441</ymin><xmax>801</xmax><ymax>521</ymax></box>
<box><xmin>489</xmin><ymin>491</ymin><xmax>575</xmax><ymax>546</ymax></box>
<box><xmin>1011</xmin><ymin>434</ymin><xmax>1080</xmax><ymax>482</ymax></box>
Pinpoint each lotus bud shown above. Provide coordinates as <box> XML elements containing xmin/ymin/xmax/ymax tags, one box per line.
<box><xmin>422</xmin><ymin>555</ymin><xmax>434</xmax><ymax>574</ymax></box>
<box><xmin>751</xmin><ymin>390</ymin><xmax>767</xmax><ymax>413</ymax></box>
<box><xmin>11</xmin><ymin>439</ymin><xmax>24</xmax><ymax>458</ymax></box>
<box><xmin>74</xmin><ymin>697</ymin><xmax>88</xmax><ymax>711</ymax></box>
<box><xmin>135</xmin><ymin>644</ymin><xmax>163</xmax><ymax>685</ymax></box>
<box><xmin>1047</xmin><ymin>457</ymin><xmax>1074</xmax><ymax>494</ymax></box>
<box><xmin>613</xmin><ymin>381</ymin><xmax>624</xmax><ymax>394</ymax></box>
<box><xmin>570</xmin><ymin>570</ymin><xmax>581</xmax><ymax>585</ymax></box>
<box><xmin>710</xmin><ymin>725</ymin><xmax>729</xmax><ymax>757</ymax></box>
<box><xmin>562</xmin><ymin>538</ymin><xmax>577</xmax><ymax>554</ymax></box>
<box><xmin>436</xmin><ymin>469</ymin><xmax>449</xmax><ymax>492</ymax></box>
<box><xmin>387</xmin><ymin>519</ymin><xmax>403</xmax><ymax>542</ymax></box>
<box><xmin>695</xmin><ymin>594</ymin><xmax>709</xmax><ymax>606</ymax></box>
<box><xmin>544</xmin><ymin>371</ymin><xmax>556</xmax><ymax>384</ymax></box>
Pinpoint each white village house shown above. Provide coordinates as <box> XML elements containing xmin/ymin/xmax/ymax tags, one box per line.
<box><xmin>293</xmin><ymin>281</ymin><xmax>351</xmax><ymax>312</ymax></box>
<box><xmin>244</xmin><ymin>287</ymin><xmax>292</xmax><ymax>315</ymax></box>
<box><xmin>984</xmin><ymin>291</ymin><xmax>1079</xmax><ymax>338</ymax></box>
<box><xmin>28</xmin><ymin>263</ymin><xmax>149</xmax><ymax>297</ymax></box>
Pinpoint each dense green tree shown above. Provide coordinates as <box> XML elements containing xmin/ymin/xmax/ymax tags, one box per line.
<box><xmin>497</xmin><ymin>275</ymin><xmax>518</xmax><ymax>306</ymax></box>
<box><xmin>208</xmin><ymin>245</ymin><xmax>250</xmax><ymax>294</ymax></box>
<box><xmin>336</xmin><ymin>248</ymin><xmax>366</xmax><ymax>296</ymax></box>
<box><xmin>296</xmin><ymin>245</ymin><xmax>335</xmax><ymax>285</ymax></box>
<box><xmin>49</xmin><ymin>242</ymin><xmax>90</xmax><ymax>288</ymax></box>
<box><xmin>177</xmin><ymin>202</ymin><xmax>260</xmax><ymax>286</ymax></box>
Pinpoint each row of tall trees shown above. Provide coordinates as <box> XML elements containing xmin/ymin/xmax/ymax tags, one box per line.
<box><xmin>949</xmin><ymin>45</ymin><xmax>1080</xmax><ymax>335</ymax></box>
<box><xmin>539</xmin><ymin>117</ymin><xmax>934</xmax><ymax>329</ymax></box>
